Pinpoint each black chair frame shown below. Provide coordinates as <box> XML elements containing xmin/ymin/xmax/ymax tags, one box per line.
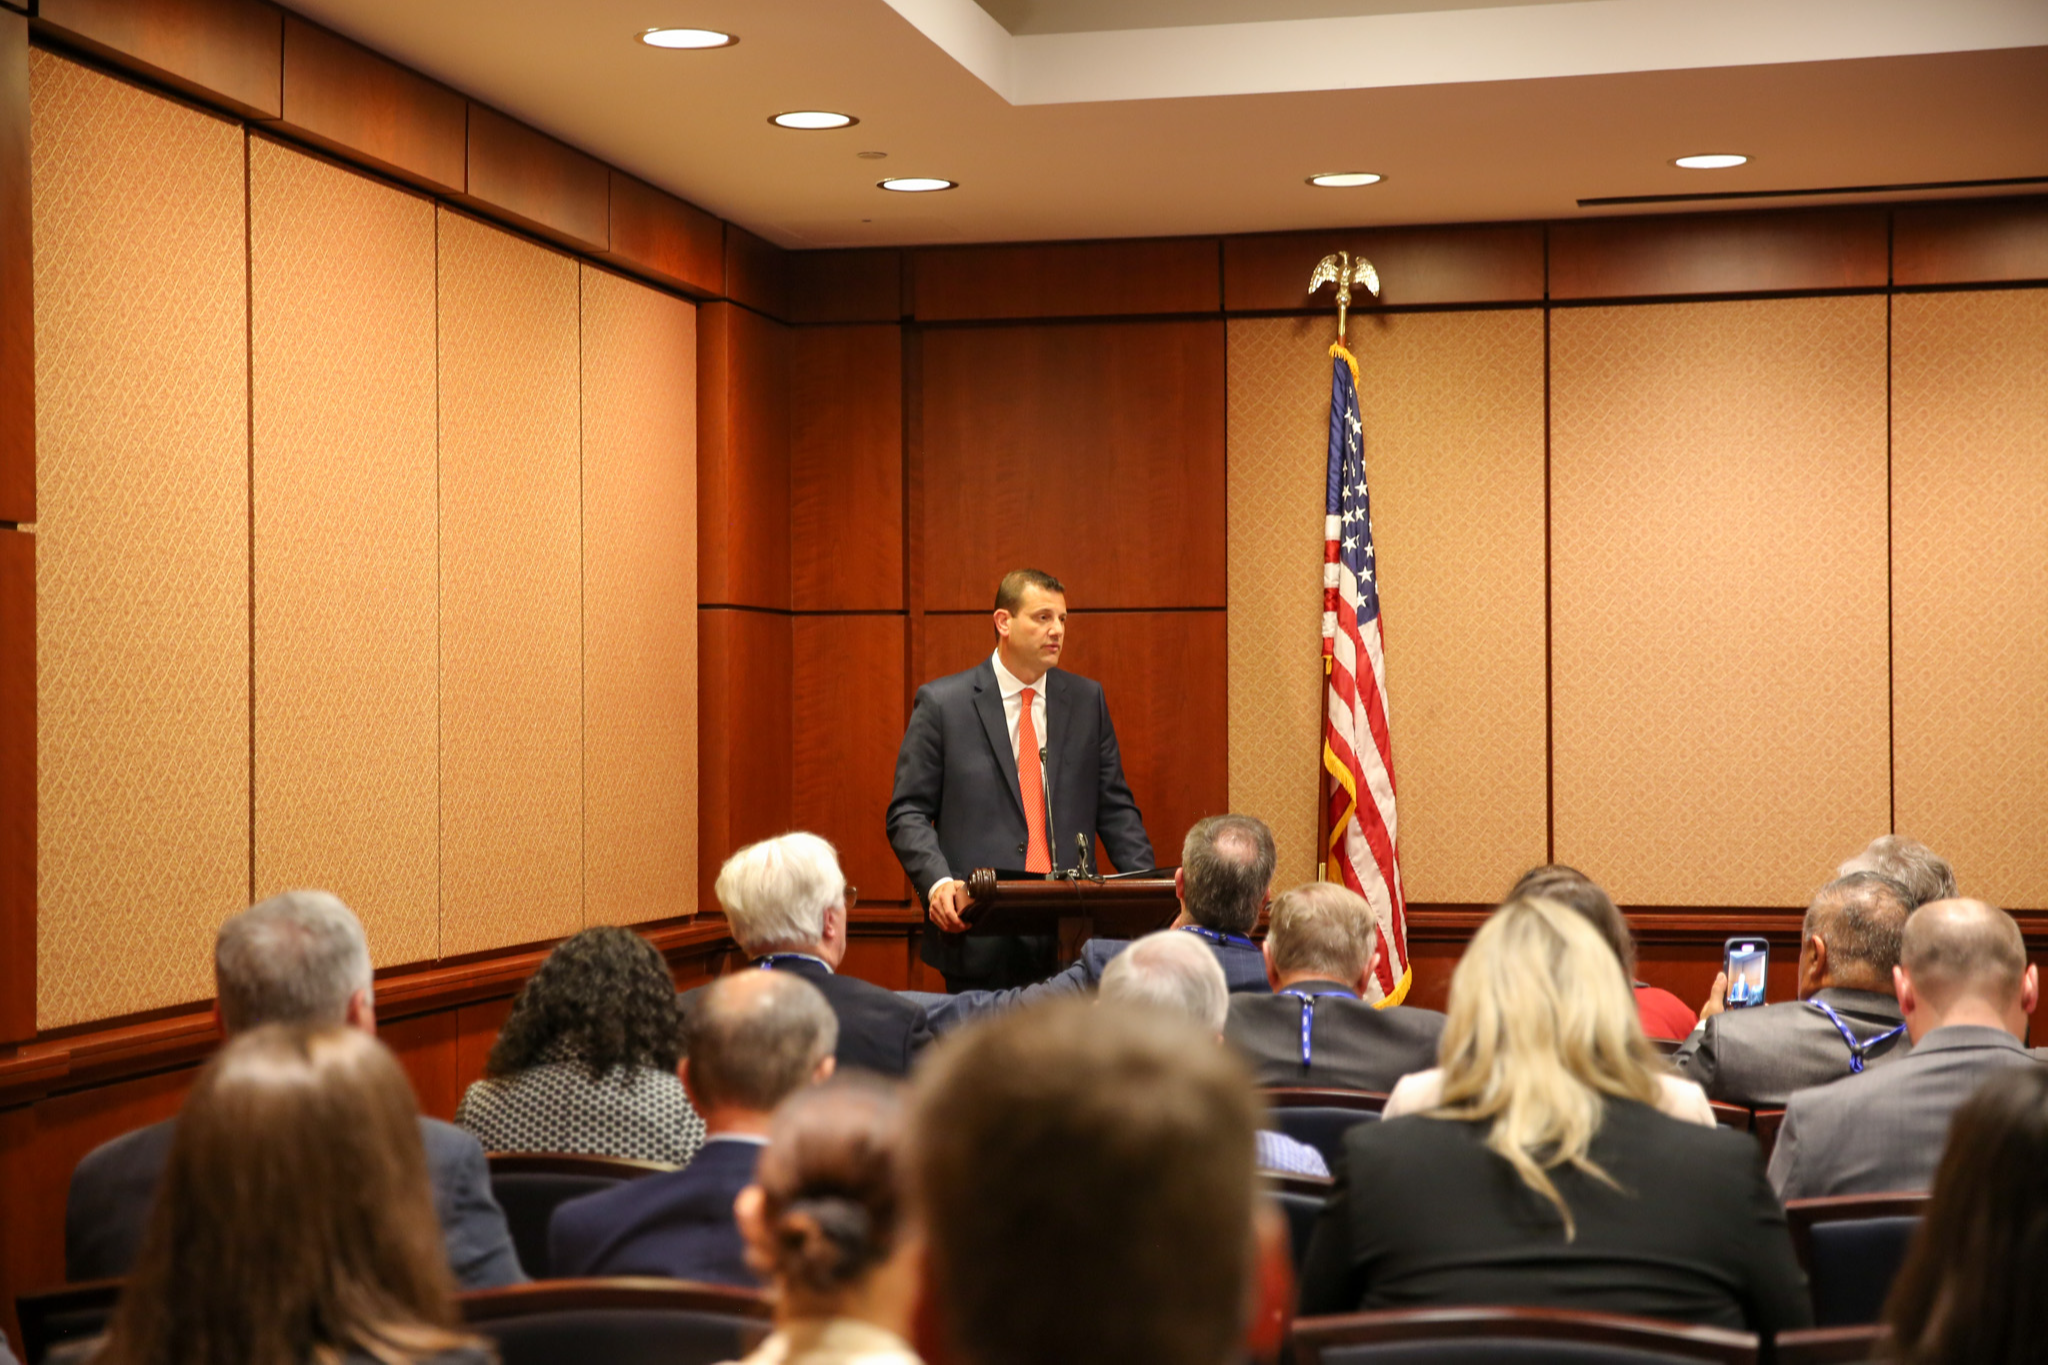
<box><xmin>1293</xmin><ymin>1306</ymin><xmax>1757</xmax><ymax>1365</ymax></box>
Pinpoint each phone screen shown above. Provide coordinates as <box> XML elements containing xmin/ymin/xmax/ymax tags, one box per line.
<box><xmin>1724</xmin><ymin>939</ymin><xmax>1769</xmax><ymax>1009</ymax></box>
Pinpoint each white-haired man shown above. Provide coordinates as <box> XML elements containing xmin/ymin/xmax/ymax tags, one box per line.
<box><xmin>1839</xmin><ymin>834</ymin><xmax>1957</xmax><ymax>910</ymax></box>
<box><xmin>1224</xmin><ymin>881</ymin><xmax>1444</xmax><ymax>1092</ymax></box>
<box><xmin>1100</xmin><ymin>930</ymin><xmax>1328</xmax><ymax>1177</ymax></box>
<box><xmin>691</xmin><ymin>832</ymin><xmax>933</xmax><ymax>1076</ymax></box>
<box><xmin>67</xmin><ymin>891</ymin><xmax>524</xmax><ymax>1287</ymax></box>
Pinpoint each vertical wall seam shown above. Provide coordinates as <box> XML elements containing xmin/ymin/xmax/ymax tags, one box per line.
<box><xmin>1541</xmin><ymin>231</ymin><xmax>1556</xmax><ymax>866</ymax></box>
<box><xmin>433</xmin><ymin>206</ymin><xmax>442</xmax><ymax>961</ymax></box>
<box><xmin>578</xmin><ymin>265</ymin><xmax>587</xmax><ymax>929</ymax></box>
<box><xmin>1885</xmin><ymin>220</ymin><xmax>1896</xmax><ymax>834</ymax></box>
<box><xmin>243</xmin><ymin>128</ymin><xmax>256</xmax><ymax>906</ymax></box>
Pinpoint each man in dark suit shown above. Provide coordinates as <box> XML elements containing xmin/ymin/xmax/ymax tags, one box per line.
<box><xmin>916</xmin><ymin>814</ymin><xmax>1276</xmax><ymax>1034</ymax></box>
<box><xmin>1771</xmin><ymin>898</ymin><xmax>2042</xmax><ymax>1199</ymax></box>
<box><xmin>685</xmin><ymin>831</ymin><xmax>932</xmax><ymax>1076</ymax></box>
<box><xmin>65</xmin><ymin>891</ymin><xmax>523</xmax><ymax>1288</ymax></box>
<box><xmin>1226</xmin><ymin>880</ymin><xmax>1443</xmax><ymax>1092</ymax></box>
<box><xmin>1672</xmin><ymin>872</ymin><xmax>1915</xmax><ymax>1107</ymax></box>
<box><xmin>550</xmin><ymin>971</ymin><xmax>838</xmax><ymax>1283</ymax></box>
<box><xmin>887</xmin><ymin>569</ymin><xmax>1154</xmax><ymax>989</ymax></box>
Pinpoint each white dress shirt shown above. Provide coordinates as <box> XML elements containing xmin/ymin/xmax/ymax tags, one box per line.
<box><xmin>929</xmin><ymin>651</ymin><xmax>1052</xmax><ymax>898</ymax></box>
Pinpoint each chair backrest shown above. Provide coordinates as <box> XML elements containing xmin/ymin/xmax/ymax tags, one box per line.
<box><xmin>1294</xmin><ymin>1307</ymin><xmax>1757</xmax><ymax>1365</ymax></box>
<box><xmin>1772</xmin><ymin>1324</ymin><xmax>1887</xmax><ymax>1365</ymax></box>
<box><xmin>486</xmin><ymin>1152</ymin><xmax>676</xmax><ymax>1279</ymax></box>
<box><xmin>1261</xmin><ymin>1172</ymin><xmax>1333</xmax><ymax>1272</ymax></box>
<box><xmin>1262</xmin><ymin>1090</ymin><xmax>1389</xmax><ymax>1167</ymax></box>
<box><xmin>1649</xmin><ymin>1037</ymin><xmax>1685</xmax><ymax>1057</ymax></box>
<box><xmin>15</xmin><ymin>1279</ymin><xmax>122</xmax><ymax>1365</ymax></box>
<box><xmin>1785</xmin><ymin>1194</ymin><xmax>1929</xmax><ymax>1328</ymax></box>
<box><xmin>1750</xmin><ymin>1109</ymin><xmax>1786</xmax><ymax>1164</ymax></box>
<box><xmin>1708</xmin><ymin>1102</ymin><xmax>1751</xmax><ymax>1132</ymax></box>
<box><xmin>1264</xmin><ymin>1088</ymin><xmax>1391</xmax><ymax>1113</ymax></box>
<box><xmin>461</xmin><ymin>1276</ymin><xmax>771</xmax><ymax>1365</ymax></box>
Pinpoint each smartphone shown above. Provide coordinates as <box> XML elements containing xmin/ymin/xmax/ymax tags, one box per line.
<box><xmin>1722</xmin><ymin>937</ymin><xmax>1769</xmax><ymax>1009</ymax></box>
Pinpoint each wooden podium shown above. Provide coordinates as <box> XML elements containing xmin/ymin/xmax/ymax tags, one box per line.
<box><xmin>959</xmin><ymin>868</ymin><xmax>1180</xmax><ymax>962</ymax></box>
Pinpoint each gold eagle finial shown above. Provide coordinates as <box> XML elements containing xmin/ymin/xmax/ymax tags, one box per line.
<box><xmin>1310</xmin><ymin>252</ymin><xmax>1380</xmax><ymax>345</ymax></box>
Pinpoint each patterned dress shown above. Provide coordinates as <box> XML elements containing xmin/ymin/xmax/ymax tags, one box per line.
<box><xmin>456</xmin><ymin>1051</ymin><xmax>707</xmax><ymax>1165</ymax></box>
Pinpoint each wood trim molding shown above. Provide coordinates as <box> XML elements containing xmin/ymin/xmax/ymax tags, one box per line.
<box><xmin>458</xmin><ymin>102</ymin><xmax>609</xmax><ymax>253</ymax></box>
<box><xmin>1893</xmin><ymin>196</ymin><xmax>2048</xmax><ymax>287</ymax></box>
<box><xmin>0</xmin><ymin>918</ymin><xmax>736</xmax><ymax>1109</ymax></box>
<box><xmin>602</xmin><ymin>171</ymin><xmax>723</xmax><ymax>298</ymax></box>
<box><xmin>1549</xmin><ymin>208</ymin><xmax>1889</xmax><ymax>300</ymax></box>
<box><xmin>274</xmin><ymin>15</ymin><xmax>464</xmax><ymax>195</ymax></box>
<box><xmin>0</xmin><ymin>10</ymin><xmax>31</xmax><ymax>524</ymax></box>
<box><xmin>0</xmin><ymin>533</ymin><xmax>32</xmax><ymax>1045</ymax></box>
<box><xmin>34</xmin><ymin>0</ymin><xmax>282</xmax><ymax>120</ymax></box>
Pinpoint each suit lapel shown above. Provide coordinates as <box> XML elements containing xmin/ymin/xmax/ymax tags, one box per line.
<box><xmin>1045</xmin><ymin>668</ymin><xmax>1077</xmax><ymax>798</ymax></box>
<box><xmin>972</xmin><ymin>661</ymin><xmax>1026</xmax><ymax>821</ymax></box>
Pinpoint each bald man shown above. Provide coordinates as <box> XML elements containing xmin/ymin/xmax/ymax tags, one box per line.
<box><xmin>1769</xmin><ymin>899</ymin><xmax>2042</xmax><ymax>1199</ymax></box>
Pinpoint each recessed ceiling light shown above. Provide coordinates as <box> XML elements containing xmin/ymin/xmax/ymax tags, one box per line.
<box><xmin>879</xmin><ymin>177</ymin><xmax>955</xmax><ymax>193</ymax></box>
<box><xmin>639</xmin><ymin>28</ymin><xmax>736</xmax><ymax>49</ymax></box>
<box><xmin>1674</xmin><ymin>153</ymin><xmax>1748</xmax><ymax>170</ymax></box>
<box><xmin>771</xmin><ymin>111</ymin><xmax>857</xmax><ymax>130</ymax></box>
<box><xmin>1308</xmin><ymin>172</ymin><xmax>1383</xmax><ymax>188</ymax></box>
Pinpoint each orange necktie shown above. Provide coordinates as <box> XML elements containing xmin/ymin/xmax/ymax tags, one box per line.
<box><xmin>1018</xmin><ymin>687</ymin><xmax>1051</xmax><ymax>873</ymax></box>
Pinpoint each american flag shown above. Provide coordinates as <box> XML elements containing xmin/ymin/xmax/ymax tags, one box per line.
<box><xmin>1321</xmin><ymin>345</ymin><xmax>1410</xmax><ymax>1005</ymax></box>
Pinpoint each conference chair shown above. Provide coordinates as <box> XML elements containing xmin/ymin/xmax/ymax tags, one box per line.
<box><xmin>1649</xmin><ymin>1037</ymin><xmax>1685</xmax><ymax>1057</ymax></box>
<box><xmin>1749</xmin><ymin>1109</ymin><xmax>1786</xmax><ymax>1164</ymax></box>
<box><xmin>15</xmin><ymin>1278</ymin><xmax>121</xmax><ymax>1365</ymax></box>
<box><xmin>460</xmin><ymin>1277</ymin><xmax>771</xmax><ymax>1365</ymax></box>
<box><xmin>485</xmin><ymin>1152</ymin><xmax>676</xmax><ymax>1279</ymax></box>
<box><xmin>1261</xmin><ymin>1088</ymin><xmax>1387</xmax><ymax>1168</ymax></box>
<box><xmin>1708</xmin><ymin>1102</ymin><xmax>1751</xmax><ymax>1132</ymax></box>
<box><xmin>1771</xmin><ymin>1325</ymin><xmax>1887</xmax><ymax>1365</ymax></box>
<box><xmin>1784</xmin><ymin>1193</ymin><xmax>1929</xmax><ymax>1328</ymax></box>
<box><xmin>1292</xmin><ymin>1306</ymin><xmax>1757</xmax><ymax>1364</ymax></box>
<box><xmin>1260</xmin><ymin>1170</ymin><xmax>1335</xmax><ymax>1271</ymax></box>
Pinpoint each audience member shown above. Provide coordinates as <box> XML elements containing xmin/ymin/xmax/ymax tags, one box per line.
<box><xmin>1840</xmin><ymin>834</ymin><xmax>1957</xmax><ymax>909</ymax></box>
<box><xmin>1510</xmin><ymin>865</ymin><xmax>1696</xmax><ymax>1039</ymax></box>
<box><xmin>457</xmin><ymin>925</ymin><xmax>706</xmax><ymax>1164</ymax></box>
<box><xmin>1224</xmin><ymin>881</ymin><xmax>1442</xmax><ymax>1091</ymax></box>
<box><xmin>729</xmin><ymin>1077</ymin><xmax>922</xmax><ymax>1365</ymax></box>
<box><xmin>918</xmin><ymin>814</ymin><xmax>1276</xmax><ymax>1033</ymax></box>
<box><xmin>1673</xmin><ymin>872</ymin><xmax>1915</xmax><ymax>1106</ymax></box>
<box><xmin>1771</xmin><ymin>898</ymin><xmax>2041</xmax><ymax>1198</ymax></box>
<box><xmin>1300</xmin><ymin>897</ymin><xmax>1807</xmax><ymax>1332</ymax></box>
<box><xmin>1883</xmin><ymin>1066</ymin><xmax>2048</xmax><ymax>1365</ymax></box>
<box><xmin>693</xmin><ymin>832</ymin><xmax>933</xmax><ymax>1077</ymax></box>
<box><xmin>549</xmin><ymin>970</ymin><xmax>837</xmax><ymax>1283</ymax></box>
<box><xmin>66</xmin><ymin>892</ymin><xmax>522</xmax><ymax>1288</ymax></box>
<box><xmin>1101</xmin><ymin>930</ymin><xmax>1329</xmax><ymax>1176</ymax></box>
<box><xmin>80</xmin><ymin>1026</ymin><xmax>489</xmax><ymax>1365</ymax></box>
<box><xmin>906</xmin><ymin>999</ymin><xmax>1286</xmax><ymax>1365</ymax></box>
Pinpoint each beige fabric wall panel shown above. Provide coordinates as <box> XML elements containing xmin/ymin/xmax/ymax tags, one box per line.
<box><xmin>249</xmin><ymin>139</ymin><xmax>439</xmax><ymax>965</ymax></box>
<box><xmin>1893</xmin><ymin>290</ymin><xmax>2048</xmax><ymax>908</ymax></box>
<box><xmin>1227</xmin><ymin>313</ymin><xmax>1547</xmax><ymax>901</ymax></box>
<box><xmin>581</xmin><ymin>265</ymin><xmax>698</xmax><ymax>927</ymax></box>
<box><xmin>1551</xmin><ymin>297</ymin><xmax>1890</xmax><ymax>906</ymax></box>
<box><xmin>30</xmin><ymin>52</ymin><xmax>249</xmax><ymax>1027</ymax></box>
<box><xmin>438</xmin><ymin>210</ymin><xmax>583</xmax><ymax>955</ymax></box>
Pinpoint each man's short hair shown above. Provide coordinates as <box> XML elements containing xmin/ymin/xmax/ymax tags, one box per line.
<box><xmin>684</xmin><ymin>971</ymin><xmax>838</xmax><ymax>1111</ymax></box>
<box><xmin>1180</xmin><ymin>814</ymin><xmax>1277</xmax><ymax>935</ymax></box>
<box><xmin>994</xmin><ymin>569</ymin><xmax>1065</xmax><ymax>615</ymax></box>
<box><xmin>1267</xmin><ymin>881</ymin><xmax>1377</xmax><ymax>983</ymax></box>
<box><xmin>715</xmin><ymin>832</ymin><xmax>844</xmax><ymax>956</ymax></box>
<box><xmin>1099</xmin><ymin>931</ymin><xmax>1228</xmax><ymax>1032</ymax></box>
<box><xmin>1804</xmin><ymin>872</ymin><xmax>1914</xmax><ymax>977</ymax></box>
<box><xmin>1901</xmin><ymin>899</ymin><xmax>2028</xmax><ymax>1009</ymax></box>
<box><xmin>214</xmin><ymin>891</ymin><xmax>373</xmax><ymax>1033</ymax></box>
<box><xmin>908</xmin><ymin>999</ymin><xmax>1260</xmax><ymax>1365</ymax></box>
<box><xmin>1839</xmin><ymin>835</ymin><xmax>1958</xmax><ymax>909</ymax></box>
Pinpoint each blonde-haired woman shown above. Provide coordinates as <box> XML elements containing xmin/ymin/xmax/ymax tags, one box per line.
<box><xmin>1297</xmin><ymin>898</ymin><xmax>1809</xmax><ymax>1333</ymax></box>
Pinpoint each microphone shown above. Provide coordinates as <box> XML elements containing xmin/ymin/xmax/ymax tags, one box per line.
<box><xmin>1039</xmin><ymin>745</ymin><xmax>1065</xmax><ymax>878</ymax></box>
<box><xmin>1075</xmin><ymin>832</ymin><xmax>1096</xmax><ymax>881</ymax></box>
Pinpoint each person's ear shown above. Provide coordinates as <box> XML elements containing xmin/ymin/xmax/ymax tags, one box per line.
<box><xmin>345</xmin><ymin>987</ymin><xmax>377</xmax><ymax>1036</ymax></box>
<box><xmin>992</xmin><ymin>608</ymin><xmax>1011</xmax><ymax>641</ymax></box>
<box><xmin>1244</xmin><ymin>1201</ymin><xmax>1294</xmax><ymax>1364</ymax></box>
<box><xmin>1174</xmin><ymin>867</ymin><xmax>1186</xmax><ymax>901</ymax></box>
<box><xmin>1262</xmin><ymin>939</ymin><xmax>1282</xmax><ymax>992</ymax></box>
<box><xmin>812</xmin><ymin>1053</ymin><xmax>837</xmax><ymax>1084</ymax></box>
<box><xmin>733</xmin><ymin>1184</ymin><xmax>771</xmax><ymax>1270</ymax></box>
<box><xmin>2023</xmin><ymin>964</ymin><xmax>2040</xmax><ymax>1016</ymax></box>
<box><xmin>1893</xmin><ymin>964</ymin><xmax>1916</xmax><ymax>1016</ymax></box>
<box><xmin>1803</xmin><ymin>935</ymin><xmax>1829</xmax><ymax>993</ymax></box>
<box><xmin>1360</xmin><ymin>943</ymin><xmax>1382</xmax><ymax>998</ymax></box>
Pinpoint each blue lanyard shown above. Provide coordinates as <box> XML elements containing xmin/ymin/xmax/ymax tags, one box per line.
<box><xmin>1179</xmin><ymin>925</ymin><xmax>1260</xmax><ymax>952</ymax></box>
<box><xmin>757</xmin><ymin>953</ymin><xmax>831</xmax><ymax>973</ymax></box>
<box><xmin>1279</xmin><ymin>989</ymin><xmax>1355</xmax><ymax>1069</ymax></box>
<box><xmin>1806</xmin><ymin>999</ymin><xmax>1906</xmax><ymax>1074</ymax></box>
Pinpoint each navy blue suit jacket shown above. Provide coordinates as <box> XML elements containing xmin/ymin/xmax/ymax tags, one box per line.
<box><xmin>918</xmin><ymin>927</ymin><xmax>1270</xmax><ymax>1033</ymax></box>
<box><xmin>681</xmin><ymin>956</ymin><xmax>933</xmax><ymax>1078</ymax></box>
<box><xmin>547</xmin><ymin>1138</ymin><xmax>762</xmax><ymax>1285</ymax></box>
<box><xmin>66</xmin><ymin>1115</ymin><xmax>524</xmax><ymax>1288</ymax></box>
<box><xmin>886</xmin><ymin>658</ymin><xmax>1153</xmax><ymax>981</ymax></box>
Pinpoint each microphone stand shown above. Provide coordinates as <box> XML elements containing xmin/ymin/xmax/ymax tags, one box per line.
<box><xmin>1039</xmin><ymin>745</ymin><xmax>1068</xmax><ymax>878</ymax></box>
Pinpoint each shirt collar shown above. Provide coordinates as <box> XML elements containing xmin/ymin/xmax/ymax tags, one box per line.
<box><xmin>1810</xmin><ymin>986</ymin><xmax>1905</xmax><ymax>1022</ymax></box>
<box><xmin>702</xmin><ymin>1132</ymin><xmax>771</xmax><ymax>1147</ymax></box>
<box><xmin>1277</xmin><ymin>979</ymin><xmax>1359</xmax><ymax>999</ymax></box>
<box><xmin>989</xmin><ymin>648</ymin><xmax>1046</xmax><ymax>700</ymax></box>
<box><xmin>1913</xmin><ymin>1024</ymin><xmax>2027</xmax><ymax>1054</ymax></box>
<box><xmin>757</xmin><ymin>951</ymin><xmax>834</xmax><ymax>975</ymax></box>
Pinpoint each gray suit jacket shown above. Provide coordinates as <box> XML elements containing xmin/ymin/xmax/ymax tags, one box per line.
<box><xmin>912</xmin><ymin>928</ymin><xmax>1270</xmax><ymax>1034</ymax></box>
<box><xmin>66</xmin><ymin>1114</ymin><xmax>525</xmax><ymax>1288</ymax></box>
<box><xmin>1225</xmin><ymin>982</ymin><xmax>1445</xmax><ymax>1092</ymax></box>
<box><xmin>1671</xmin><ymin>987</ymin><xmax>1911</xmax><ymax>1108</ymax></box>
<box><xmin>1768</xmin><ymin>1025</ymin><xmax>2041</xmax><ymax>1199</ymax></box>
<box><xmin>886</xmin><ymin>658</ymin><xmax>1153</xmax><ymax>982</ymax></box>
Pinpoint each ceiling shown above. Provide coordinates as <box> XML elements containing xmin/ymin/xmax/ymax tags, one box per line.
<box><xmin>283</xmin><ymin>0</ymin><xmax>2048</xmax><ymax>250</ymax></box>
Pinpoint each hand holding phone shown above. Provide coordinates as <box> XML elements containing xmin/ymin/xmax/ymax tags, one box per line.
<box><xmin>1722</xmin><ymin>937</ymin><xmax>1769</xmax><ymax>1010</ymax></box>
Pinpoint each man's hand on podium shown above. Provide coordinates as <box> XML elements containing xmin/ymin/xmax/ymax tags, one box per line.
<box><xmin>927</xmin><ymin>879</ymin><xmax>970</xmax><ymax>934</ymax></box>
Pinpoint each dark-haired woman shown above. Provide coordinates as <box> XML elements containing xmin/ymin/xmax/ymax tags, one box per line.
<box><xmin>82</xmin><ymin>1026</ymin><xmax>490</xmax><ymax>1365</ymax></box>
<box><xmin>1512</xmin><ymin>865</ymin><xmax>1698</xmax><ymax>1040</ymax></box>
<box><xmin>728</xmin><ymin>1076</ymin><xmax>923</xmax><ymax>1365</ymax></box>
<box><xmin>1884</xmin><ymin>1066</ymin><xmax>2048</xmax><ymax>1364</ymax></box>
<box><xmin>457</xmin><ymin>926</ymin><xmax>705</xmax><ymax>1164</ymax></box>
